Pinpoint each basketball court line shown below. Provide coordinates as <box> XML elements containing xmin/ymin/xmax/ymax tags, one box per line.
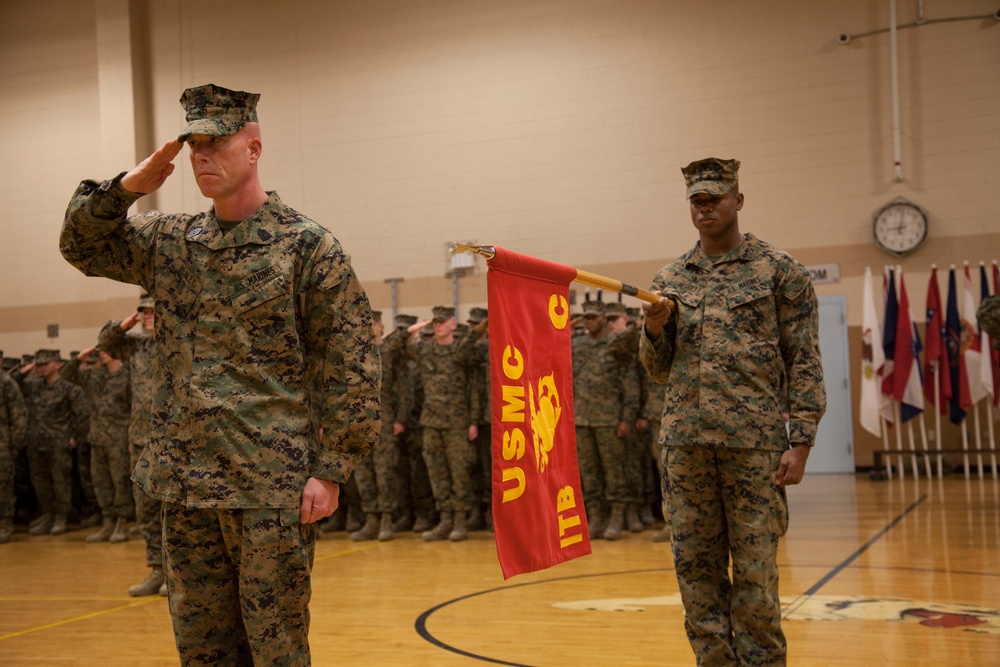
<box><xmin>415</xmin><ymin>495</ymin><xmax>932</xmax><ymax>665</ymax></box>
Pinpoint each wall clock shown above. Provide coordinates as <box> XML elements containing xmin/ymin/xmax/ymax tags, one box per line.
<box><xmin>872</xmin><ymin>198</ymin><xmax>928</xmax><ymax>257</ymax></box>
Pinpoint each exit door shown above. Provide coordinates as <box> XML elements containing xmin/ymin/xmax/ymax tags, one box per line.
<box><xmin>808</xmin><ymin>295</ymin><xmax>855</xmax><ymax>473</ymax></box>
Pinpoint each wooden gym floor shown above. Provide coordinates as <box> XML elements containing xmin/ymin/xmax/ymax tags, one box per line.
<box><xmin>1</xmin><ymin>474</ymin><xmax>998</xmax><ymax>666</ymax></box>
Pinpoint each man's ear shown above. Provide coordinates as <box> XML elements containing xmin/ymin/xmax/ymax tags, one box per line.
<box><xmin>247</xmin><ymin>137</ymin><xmax>263</xmax><ymax>164</ymax></box>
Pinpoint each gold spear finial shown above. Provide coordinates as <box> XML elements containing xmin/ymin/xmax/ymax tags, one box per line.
<box><xmin>449</xmin><ymin>242</ymin><xmax>496</xmax><ymax>260</ymax></box>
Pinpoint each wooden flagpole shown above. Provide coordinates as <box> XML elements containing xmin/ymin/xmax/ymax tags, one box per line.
<box><xmin>451</xmin><ymin>243</ymin><xmax>670</xmax><ymax>307</ymax></box>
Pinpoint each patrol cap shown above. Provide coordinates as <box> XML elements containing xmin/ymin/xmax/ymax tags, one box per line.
<box><xmin>2</xmin><ymin>357</ymin><xmax>19</xmax><ymax>372</ymax></box>
<box><xmin>681</xmin><ymin>157</ymin><xmax>740</xmax><ymax>199</ymax></box>
<box><xmin>581</xmin><ymin>301</ymin><xmax>605</xmax><ymax>317</ymax></box>
<box><xmin>467</xmin><ymin>307</ymin><xmax>488</xmax><ymax>324</ymax></box>
<box><xmin>420</xmin><ymin>324</ymin><xmax>435</xmax><ymax>338</ymax></box>
<box><xmin>979</xmin><ymin>293</ymin><xmax>1000</xmax><ymax>340</ymax></box>
<box><xmin>431</xmin><ymin>305</ymin><xmax>455</xmax><ymax>322</ymax></box>
<box><xmin>34</xmin><ymin>349</ymin><xmax>62</xmax><ymax>365</ymax></box>
<box><xmin>395</xmin><ymin>313</ymin><xmax>418</xmax><ymax>328</ymax></box>
<box><xmin>177</xmin><ymin>84</ymin><xmax>260</xmax><ymax>142</ymax></box>
<box><xmin>371</xmin><ymin>310</ymin><xmax>382</xmax><ymax>323</ymax></box>
<box><xmin>626</xmin><ymin>306</ymin><xmax>640</xmax><ymax>319</ymax></box>
<box><xmin>21</xmin><ymin>354</ymin><xmax>34</xmax><ymax>364</ymax></box>
<box><xmin>137</xmin><ymin>293</ymin><xmax>154</xmax><ymax>311</ymax></box>
<box><xmin>605</xmin><ymin>302</ymin><xmax>627</xmax><ymax>318</ymax></box>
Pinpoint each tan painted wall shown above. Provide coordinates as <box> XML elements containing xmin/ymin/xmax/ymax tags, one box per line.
<box><xmin>2</xmin><ymin>0</ymin><xmax>998</xmax><ymax>463</ymax></box>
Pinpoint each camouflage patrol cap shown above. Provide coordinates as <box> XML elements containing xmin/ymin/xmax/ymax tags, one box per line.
<box><xmin>2</xmin><ymin>357</ymin><xmax>19</xmax><ymax>372</ymax></box>
<box><xmin>395</xmin><ymin>313</ymin><xmax>418</xmax><ymax>328</ymax></box>
<box><xmin>420</xmin><ymin>324</ymin><xmax>435</xmax><ymax>337</ymax></box>
<box><xmin>581</xmin><ymin>301</ymin><xmax>605</xmax><ymax>317</ymax></box>
<box><xmin>34</xmin><ymin>349</ymin><xmax>62</xmax><ymax>365</ymax></box>
<box><xmin>431</xmin><ymin>305</ymin><xmax>455</xmax><ymax>322</ymax></box>
<box><xmin>21</xmin><ymin>354</ymin><xmax>33</xmax><ymax>364</ymax></box>
<box><xmin>978</xmin><ymin>293</ymin><xmax>1000</xmax><ymax>340</ymax></box>
<box><xmin>605</xmin><ymin>302</ymin><xmax>627</xmax><ymax>318</ymax></box>
<box><xmin>137</xmin><ymin>293</ymin><xmax>154</xmax><ymax>311</ymax></box>
<box><xmin>681</xmin><ymin>157</ymin><xmax>740</xmax><ymax>199</ymax></box>
<box><xmin>177</xmin><ymin>84</ymin><xmax>260</xmax><ymax>141</ymax></box>
<box><xmin>371</xmin><ymin>310</ymin><xmax>382</xmax><ymax>323</ymax></box>
<box><xmin>467</xmin><ymin>307</ymin><xmax>488</xmax><ymax>324</ymax></box>
<box><xmin>626</xmin><ymin>306</ymin><xmax>640</xmax><ymax>319</ymax></box>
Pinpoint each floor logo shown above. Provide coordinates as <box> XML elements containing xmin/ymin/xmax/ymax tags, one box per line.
<box><xmin>553</xmin><ymin>594</ymin><xmax>1000</xmax><ymax>635</ymax></box>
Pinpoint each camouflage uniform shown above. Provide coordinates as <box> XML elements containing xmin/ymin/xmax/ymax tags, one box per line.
<box><xmin>606</xmin><ymin>304</ymin><xmax>645</xmax><ymax>531</ymax></box>
<box><xmin>979</xmin><ymin>294</ymin><xmax>1000</xmax><ymax>348</ymax></box>
<box><xmin>68</xmin><ymin>353</ymin><xmax>101</xmax><ymax>521</ymax></box>
<box><xmin>410</xmin><ymin>306</ymin><xmax>477</xmax><ymax>539</ymax></box>
<box><xmin>572</xmin><ymin>301</ymin><xmax>638</xmax><ymax>538</ymax></box>
<box><xmin>61</xmin><ymin>357</ymin><xmax>133</xmax><ymax>521</ymax></box>
<box><xmin>100</xmin><ymin>320</ymin><xmax>164</xmax><ymax>570</ymax></box>
<box><xmin>636</xmin><ymin>348</ymin><xmax>669</xmax><ymax>541</ymax></box>
<box><xmin>388</xmin><ymin>315</ymin><xmax>435</xmax><ymax>531</ymax></box>
<box><xmin>0</xmin><ymin>370</ymin><xmax>28</xmax><ymax>541</ymax></box>
<box><xmin>460</xmin><ymin>308</ymin><xmax>491</xmax><ymax>528</ymax></box>
<box><xmin>60</xmin><ymin>85</ymin><xmax>380</xmax><ymax>667</ymax></box>
<box><xmin>349</xmin><ymin>312</ymin><xmax>400</xmax><ymax>540</ymax></box>
<box><xmin>640</xmin><ymin>225</ymin><xmax>826</xmax><ymax>665</ymax></box>
<box><xmin>18</xmin><ymin>362</ymin><xmax>90</xmax><ymax>522</ymax></box>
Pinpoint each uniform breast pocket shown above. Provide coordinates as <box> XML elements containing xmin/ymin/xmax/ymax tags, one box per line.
<box><xmin>725</xmin><ymin>282</ymin><xmax>776</xmax><ymax>337</ymax></box>
<box><xmin>230</xmin><ymin>275</ymin><xmax>294</xmax><ymax>339</ymax></box>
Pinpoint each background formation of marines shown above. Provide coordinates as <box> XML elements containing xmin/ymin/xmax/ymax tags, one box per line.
<box><xmin>2</xmin><ymin>296</ymin><xmax>675</xmax><ymax>550</ymax></box>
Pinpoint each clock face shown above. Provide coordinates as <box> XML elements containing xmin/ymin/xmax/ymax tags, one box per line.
<box><xmin>872</xmin><ymin>201</ymin><xmax>927</xmax><ymax>256</ymax></box>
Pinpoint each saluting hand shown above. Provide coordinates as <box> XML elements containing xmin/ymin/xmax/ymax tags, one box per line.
<box><xmin>120</xmin><ymin>311</ymin><xmax>141</xmax><ymax>331</ymax></box>
<box><xmin>122</xmin><ymin>139</ymin><xmax>183</xmax><ymax>195</ymax></box>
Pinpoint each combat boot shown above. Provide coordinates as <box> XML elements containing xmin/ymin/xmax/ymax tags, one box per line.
<box><xmin>378</xmin><ymin>513</ymin><xmax>394</xmax><ymax>542</ymax></box>
<box><xmin>603</xmin><ymin>504</ymin><xmax>625</xmax><ymax>541</ymax></box>
<box><xmin>49</xmin><ymin>514</ymin><xmax>68</xmax><ymax>536</ymax></box>
<box><xmin>321</xmin><ymin>509</ymin><xmax>346</xmax><ymax>533</ymax></box>
<box><xmin>639</xmin><ymin>504</ymin><xmax>656</xmax><ymax>527</ymax></box>
<box><xmin>350</xmin><ymin>513</ymin><xmax>380</xmax><ymax>541</ymax></box>
<box><xmin>467</xmin><ymin>504</ymin><xmax>485</xmax><ymax>531</ymax></box>
<box><xmin>128</xmin><ymin>567</ymin><xmax>165</xmax><ymax>597</ymax></box>
<box><xmin>626</xmin><ymin>504</ymin><xmax>644</xmax><ymax>533</ymax></box>
<box><xmin>449</xmin><ymin>511</ymin><xmax>468</xmax><ymax>542</ymax></box>
<box><xmin>86</xmin><ymin>517</ymin><xmax>115</xmax><ymax>542</ymax></box>
<box><xmin>651</xmin><ymin>528</ymin><xmax>671</xmax><ymax>543</ymax></box>
<box><xmin>422</xmin><ymin>511</ymin><xmax>453</xmax><ymax>541</ymax></box>
<box><xmin>587</xmin><ymin>507</ymin><xmax>607</xmax><ymax>540</ymax></box>
<box><xmin>79</xmin><ymin>512</ymin><xmax>103</xmax><ymax>528</ymax></box>
<box><xmin>29</xmin><ymin>514</ymin><xmax>54</xmax><ymax>535</ymax></box>
<box><xmin>159</xmin><ymin>581</ymin><xmax>168</xmax><ymax>596</ymax></box>
<box><xmin>392</xmin><ymin>511</ymin><xmax>413</xmax><ymax>532</ymax></box>
<box><xmin>29</xmin><ymin>513</ymin><xmax>50</xmax><ymax>530</ymax></box>
<box><xmin>346</xmin><ymin>506</ymin><xmax>363</xmax><ymax>533</ymax></box>
<box><xmin>0</xmin><ymin>517</ymin><xmax>13</xmax><ymax>543</ymax></box>
<box><xmin>412</xmin><ymin>511</ymin><xmax>433</xmax><ymax>533</ymax></box>
<box><xmin>109</xmin><ymin>517</ymin><xmax>129</xmax><ymax>543</ymax></box>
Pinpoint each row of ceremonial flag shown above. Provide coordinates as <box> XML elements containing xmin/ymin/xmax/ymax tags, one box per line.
<box><xmin>860</xmin><ymin>261</ymin><xmax>1000</xmax><ymax>472</ymax></box>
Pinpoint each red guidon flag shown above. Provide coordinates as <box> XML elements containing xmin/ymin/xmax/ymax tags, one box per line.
<box><xmin>487</xmin><ymin>246</ymin><xmax>591</xmax><ymax>578</ymax></box>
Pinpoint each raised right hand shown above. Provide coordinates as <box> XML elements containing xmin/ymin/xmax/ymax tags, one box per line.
<box><xmin>121</xmin><ymin>139</ymin><xmax>183</xmax><ymax>195</ymax></box>
<box><xmin>119</xmin><ymin>311</ymin><xmax>141</xmax><ymax>331</ymax></box>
